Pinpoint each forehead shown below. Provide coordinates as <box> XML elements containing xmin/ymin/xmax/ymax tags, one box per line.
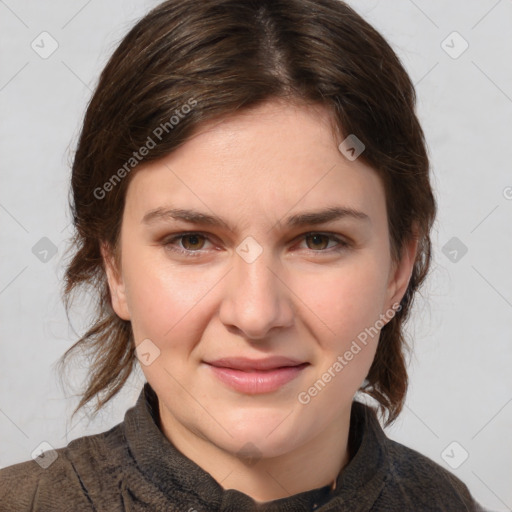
<box><xmin>124</xmin><ymin>99</ymin><xmax>387</xmax><ymax>232</ymax></box>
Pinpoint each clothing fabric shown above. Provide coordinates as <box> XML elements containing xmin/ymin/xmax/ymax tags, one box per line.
<box><xmin>0</xmin><ymin>382</ymin><xmax>487</xmax><ymax>511</ymax></box>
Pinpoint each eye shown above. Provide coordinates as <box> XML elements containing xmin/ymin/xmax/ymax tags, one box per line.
<box><xmin>300</xmin><ymin>233</ymin><xmax>346</xmax><ymax>252</ymax></box>
<box><xmin>163</xmin><ymin>232</ymin><xmax>213</xmax><ymax>256</ymax></box>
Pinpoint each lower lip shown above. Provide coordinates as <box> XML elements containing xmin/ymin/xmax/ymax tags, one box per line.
<box><xmin>206</xmin><ymin>363</ymin><xmax>309</xmax><ymax>394</ymax></box>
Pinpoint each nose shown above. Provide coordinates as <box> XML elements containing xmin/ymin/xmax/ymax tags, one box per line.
<box><xmin>218</xmin><ymin>247</ymin><xmax>294</xmax><ymax>340</ymax></box>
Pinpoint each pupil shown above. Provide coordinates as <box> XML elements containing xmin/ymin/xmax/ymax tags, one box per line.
<box><xmin>185</xmin><ymin>235</ymin><xmax>202</xmax><ymax>249</ymax></box>
<box><xmin>310</xmin><ymin>234</ymin><xmax>326</xmax><ymax>249</ymax></box>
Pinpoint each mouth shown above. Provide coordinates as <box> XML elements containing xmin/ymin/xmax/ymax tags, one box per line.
<box><xmin>204</xmin><ymin>357</ymin><xmax>310</xmax><ymax>394</ymax></box>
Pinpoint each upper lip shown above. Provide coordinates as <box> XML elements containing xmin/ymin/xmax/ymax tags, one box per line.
<box><xmin>205</xmin><ymin>356</ymin><xmax>308</xmax><ymax>371</ymax></box>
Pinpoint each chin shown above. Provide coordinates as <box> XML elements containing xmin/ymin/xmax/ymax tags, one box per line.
<box><xmin>223</xmin><ymin>433</ymin><xmax>299</xmax><ymax>462</ymax></box>
<box><xmin>211</xmin><ymin>409</ymin><xmax>309</xmax><ymax>459</ymax></box>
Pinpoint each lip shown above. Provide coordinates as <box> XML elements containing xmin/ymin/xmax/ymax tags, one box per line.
<box><xmin>204</xmin><ymin>356</ymin><xmax>309</xmax><ymax>394</ymax></box>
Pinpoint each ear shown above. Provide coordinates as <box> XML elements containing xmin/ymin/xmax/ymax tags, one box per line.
<box><xmin>385</xmin><ymin>229</ymin><xmax>419</xmax><ymax>311</ymax></box>
<box><xmin>101</xmin><ymin>242</ymin><xmax>131</xmax><ymax>321</ymax></box>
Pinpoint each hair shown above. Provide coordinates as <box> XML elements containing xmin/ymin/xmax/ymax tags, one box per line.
<box><xmin>57</xmin><ymin>0</ymin><xmax>436</xmax><ymax>427</ymax></box>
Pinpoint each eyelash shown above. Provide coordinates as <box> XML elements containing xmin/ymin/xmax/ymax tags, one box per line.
<box><xmin>161</xmin><ymin>231</ymin><xmax>351</xmax><ymax>257</ymax></box>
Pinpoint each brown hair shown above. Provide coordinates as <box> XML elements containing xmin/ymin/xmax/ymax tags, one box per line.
<box><xmin>58</xmin><ymin>0</ymin><xmax>436</xmax><ymax>427</ymax></box>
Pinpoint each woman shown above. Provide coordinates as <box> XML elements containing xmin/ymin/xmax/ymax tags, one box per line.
<box><xmin>0</xmin><ymin>0</ymin><xmax>487</xmax><ymax>510</ymax></box>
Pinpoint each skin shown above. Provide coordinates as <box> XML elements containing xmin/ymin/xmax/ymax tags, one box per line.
<box><xmin>103</xmin><ymin>98</ymin><xmax>417</xmax><ymax>503</ymax></box>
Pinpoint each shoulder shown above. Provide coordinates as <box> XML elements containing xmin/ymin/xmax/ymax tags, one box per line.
<box><xmin>0</xmin><ymin>422</ymin><xmax>130</xmax><ymax>512</ymax></box>
<box><xmin>377</xmin><ymin>437</ymin><xmax>486</xmax><ymax>511</ymax></box>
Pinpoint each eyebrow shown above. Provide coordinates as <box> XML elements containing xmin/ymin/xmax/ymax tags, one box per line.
<box><xmin>141</xmin><ymin>205</ymin><xmax>370</xmax><ymax>231</ymax></box>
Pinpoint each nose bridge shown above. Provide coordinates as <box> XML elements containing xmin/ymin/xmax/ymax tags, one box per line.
<box><xmin>236</xmin><ymin>243</ymin><xmax>275</xmax><ymax>299</ymax></box>
<box><xmin>220</xmin><ymin>239</ymin><xmax>292</xmax><ymax>338</ymax></box>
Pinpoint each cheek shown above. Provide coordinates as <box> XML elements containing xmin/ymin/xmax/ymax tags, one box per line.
<box><xmin>290</xmin><ymin>262</ymin><xmax>388</xmax><ymax>411</ymax></box>
<box><xmin>121</xmin><ymin>247</ymin><xmax>216</xmax><ymax>343</ymax></box>
<box><xmin>291</xmin><ymin>256</ymin><xmax>390</xmax><ymax>347</ymax></box>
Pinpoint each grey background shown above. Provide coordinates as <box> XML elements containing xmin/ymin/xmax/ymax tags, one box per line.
<box><xmin>0</xmin><ymin>1</ymin><xmax>511</xmax><ymax>510</ymax></box>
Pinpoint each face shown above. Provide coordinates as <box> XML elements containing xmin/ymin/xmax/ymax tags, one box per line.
<box><xmin>104</xmin><ymin>99</ymin><xmax>416</xmax><ymax>460</ymax></box>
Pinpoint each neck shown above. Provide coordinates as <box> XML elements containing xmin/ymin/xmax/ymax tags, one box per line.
<box><xmin>158</xmin><ymin>404</ymin><xmax>352</xmax><ymax>503</ymax></box>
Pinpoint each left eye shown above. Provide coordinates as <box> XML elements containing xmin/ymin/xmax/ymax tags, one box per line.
<box><xmin>301</xmin><ymin>233</ymin><xmax>342</xmax><ymax>251</ymax></box>
<box><xmin>162</xmin><ymin>232</ymin><xmax>349</xmax><ymax>256</ymax></box>
<box><xmin>175</xmin><ymin>233</ymin><xmax>209</xmax><ymax>251</ymax></box>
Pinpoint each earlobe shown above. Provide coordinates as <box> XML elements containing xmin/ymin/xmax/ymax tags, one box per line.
<box><xmin>386</xmin><ymin>234</ymin><xmax>419</xmax><ymax>311</ymax></box>
<box><xmin>101</xmin><ymin>243</ymin><xmax>131</xmax><ymax>321</ymax></box>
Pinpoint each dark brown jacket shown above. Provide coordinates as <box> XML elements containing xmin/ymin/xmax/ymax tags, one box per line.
<box><xmin>0</xmin><ymin>382</ymin><xmax>488</xmax><ymax>511</ymax></box>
